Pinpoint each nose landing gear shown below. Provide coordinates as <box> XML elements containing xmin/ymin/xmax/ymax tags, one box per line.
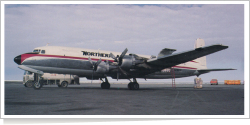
<box><xmin>33</xmin><ymin>73</ymin><xmax>43</xmax><ymax>90</ymax></box>
<box><xmin>34</xmin><ymin>81</ymin><xmax>43</xmax><ymax>89</ymax></box>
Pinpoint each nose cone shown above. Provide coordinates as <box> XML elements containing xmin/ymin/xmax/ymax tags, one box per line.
<box><xmin>14</xmin><ymin>55</ymin><xmax>21</xmax><ymax>64</ymax></box>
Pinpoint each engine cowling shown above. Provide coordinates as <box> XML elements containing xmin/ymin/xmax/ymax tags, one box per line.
<box><xmin>95</xmin><ymin>62</ymin><xmax>109</xmax><ymax>74</ymax></box>
<box><xmin>120</xmin><ymin>55</ymin><xmax>135</xmax><ymax>70</ymax></box>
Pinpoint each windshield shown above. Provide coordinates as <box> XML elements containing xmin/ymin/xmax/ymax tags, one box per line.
<box><xmin>33</xmin><ymin>49</ymin><xmax>40</xmax><ymax>53</ymax></box>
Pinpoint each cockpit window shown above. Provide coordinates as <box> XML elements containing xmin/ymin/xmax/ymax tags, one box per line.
<box><xmin>41</xmin><ymin>50</ymin><xmax>45</xmax><ymax>54</ymax></box>
<box><xmin>33</xmin><ymin>49</ymin><xmax>40</xmax><ymax>53</ymax></box>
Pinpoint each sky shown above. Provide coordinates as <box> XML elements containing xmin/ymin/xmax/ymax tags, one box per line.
<box><xmin>2</xmin><ymin>3</ymin><xmax>246</xmax><ymax>82</ymax></box>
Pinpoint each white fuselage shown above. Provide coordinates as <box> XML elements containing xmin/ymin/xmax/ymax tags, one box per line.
<box><xmin>16</xmin><ymin>46</ymin><xmax>207</xmax><ymax>80</ymax></box>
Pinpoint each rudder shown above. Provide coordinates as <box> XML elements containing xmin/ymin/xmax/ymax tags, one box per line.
<box><xmin>194</xmin><ymin>38</ymin><xmax>207</xmax><ymax>69</ymax></box>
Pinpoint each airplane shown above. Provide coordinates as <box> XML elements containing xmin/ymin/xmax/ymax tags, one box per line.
<box><xmin>13</xmin><ymin>38</ymin><xmax>235</xmax><ymax>90</ymax></box>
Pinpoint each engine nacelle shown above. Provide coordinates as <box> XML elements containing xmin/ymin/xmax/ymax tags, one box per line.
<box><xmin>120</xmin><ymin>55</ymin><xmax>135</xmax><ymax>70</ymax></box>
<box><xmin>96</xmin><ymin>62</ymin><xmax>109</xmax><ymax>74</ymax></box>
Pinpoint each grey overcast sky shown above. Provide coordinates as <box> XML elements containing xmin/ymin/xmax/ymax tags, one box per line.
<box><xmin>3</xmin><ymin>3</ymin><xmax>246</xmax><ymax>82</ymax></box>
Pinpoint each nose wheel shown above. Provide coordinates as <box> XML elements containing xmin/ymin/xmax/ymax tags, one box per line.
<box><xmin>33</xmin><ymin>73</ymin><xmax>43</xmax><ymax>90</ymax></box>
<box><xmin>33</xmin><ymin>81</ymin><xmax>43</xmax><ymax>89</ymax></box>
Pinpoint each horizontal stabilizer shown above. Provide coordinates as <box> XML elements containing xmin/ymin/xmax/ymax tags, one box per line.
<box><xmin>198</xmin><ymin>68</ymin><xmax>236</xmax><ymax>74</ymax></box>
<box><xmin>147</xmin><ymin>44</ymin><xmax>228</xmax><ymax>68</ymax></box>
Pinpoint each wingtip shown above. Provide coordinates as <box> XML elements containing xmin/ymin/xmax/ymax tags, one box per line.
<box><xmin>217</xmin><ymin>44</ymin><xmax>229</xmax><ymax>48</ymax></box>
<box><xmin>226</xmin><ymin>68</ymin><xmax>237</xmax><ymax>70</ymax></box>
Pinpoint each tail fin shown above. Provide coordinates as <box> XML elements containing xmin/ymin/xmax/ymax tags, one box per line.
<box><xmin>194</xmin><ymin>38</ymin><xmax>207</xmax><ymax>69</ymax></box>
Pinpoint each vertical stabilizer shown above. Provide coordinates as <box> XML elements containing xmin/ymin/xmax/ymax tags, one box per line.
<box><xmin>194</xmin><ymin>38</ymin><xmax>207</xmax><ymax>69</ymax></box>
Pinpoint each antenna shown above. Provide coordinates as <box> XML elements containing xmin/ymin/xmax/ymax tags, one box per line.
<box><xmin>46</xmin><ymin>43</ymin><xmax>50</xmax><ymax>46</ymax></box>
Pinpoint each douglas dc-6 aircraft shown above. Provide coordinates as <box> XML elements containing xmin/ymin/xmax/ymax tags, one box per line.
<box><xmin>14</xmin><ymin>39</ymin><xmax>235</xmax><ymax>90</ymax></box>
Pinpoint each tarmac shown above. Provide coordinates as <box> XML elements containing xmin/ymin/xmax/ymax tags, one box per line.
<box><xmin>4</xmin><ymin>82</ymin><xmax>244</xmax><ymax>115</ymax></box>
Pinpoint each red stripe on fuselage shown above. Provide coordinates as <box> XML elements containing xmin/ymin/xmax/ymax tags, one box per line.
<box><xmin>173</xmin><ymin>66</ymin><xmax>197</xmax><ymax>70</ymax></box>
<box><xmin>189</xmin><ymin>60</ymin><xmax>198</xmax><ymax>63</ymax></box>
<box><xmin>20</xmin><ymin>53</ymin><xmax>114</xmax><ymax>64</ymax></box>
<box><xmin>20</xmin><ymin>54</ymin><xmax>198</xmax><ymax>70</ymax></box>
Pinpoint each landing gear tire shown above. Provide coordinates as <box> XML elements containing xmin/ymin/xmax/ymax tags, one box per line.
<box><xmin>33</xmin><ymin>81</ymin><xmax>43</xmax><ymax>90</ymax></box>
<box><xmin>61</xmin><ymin>81</ymin><xmax>68</xmax><ymax>88</ymax></box>
<box><xmin>128</xmin><ymin>82</ymin><xmax>139</xmax><ymax>90</ymax></box>
<box><xmin>128</xmin><ymin>82</ymin><xmax>133</xmax><ymax>90</ymax></box>
<box><xmin>101</xmin><ymin>82</ymin><xmax>110</xmax><ymax>89</ymax></box>
<box><xmin>25</xmin><ymin>82</ymin><xmax>33</xmax><ymax>88</ymax></box>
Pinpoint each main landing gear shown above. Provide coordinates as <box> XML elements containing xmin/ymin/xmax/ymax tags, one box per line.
<box><xmin>100</xmin><ymin>77</ymin><xmax>110</xmax><ymax>89</ymax></box>
<box><xmin>100</xmin><ymin>77</ymin><xmax>140</xmax><ymax>90</ymax></box>
<box><xmin>128</xmin><ymin>78</ymin><xmax>139</xmax><ymax>90</ymax></box>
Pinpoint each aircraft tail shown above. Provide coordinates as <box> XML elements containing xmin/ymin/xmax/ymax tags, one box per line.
<box><xmin>194</xmin><ymin>38</ymin><xmax>207</xmax><ymax>69</ymax></box>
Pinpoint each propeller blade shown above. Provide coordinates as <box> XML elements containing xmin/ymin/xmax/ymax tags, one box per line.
<box><xmin>109</xmin><ymin>53</ymin><xmax>116</xmax><ymax>60</ymax></box>
<box><xmin>118</xmin><ymin>48</ymin><xmax>128</xmax><ymax>65</ymax></box>
<box><xmin>120</xmin><ymin>48</ymin><xmax>128</xmax><ymax>59</ymax></box>
<box><xmin>111</xmin><ymin>48</ymin><xmax>129</xmax><ymax>81</ymax></box>
<box><xmin>89</xmin><ymin>57</ymin><xmax>102</xmax><ymax>83</ymax></box>
<box><xmin>117</xmin><ymin>72</ymin><xmax>119</xmax><ymax>81</ymax></box>
<box><xmin>91</xmin><ymin>69</ymin><xmax>94</xmax><ymax>84</ymax></box>
<box><xmin>95</xmin><ymin>58</ymin><xmax>102</xmax><ymax>67</ymax></box>
<box><xmin>89</xmin><ymin>57</ymin><xmax>94</xmax><ymax>83</ymax></box>
<box><xmin>88</xmin><ymin>57</ymin><xmax>94</xmax><ymax>67</ymax></box>
<box><xmin>118</xmin><ymin>66</ymin><xmax>128</xmax><ymax>76</ymax></box>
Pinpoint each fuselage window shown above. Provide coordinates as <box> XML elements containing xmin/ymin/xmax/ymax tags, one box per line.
<box><xmin>41</xmin><ymin>50</ymin><xmax>45</xmax><ymax>54</ymax></box>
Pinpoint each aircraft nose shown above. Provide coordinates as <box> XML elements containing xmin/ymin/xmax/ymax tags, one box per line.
<box><xmin>14</xmin><ymin>55</ymin><xmax>21</xmax><ymax>64</ymax></box>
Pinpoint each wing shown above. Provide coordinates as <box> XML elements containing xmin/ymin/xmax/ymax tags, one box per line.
<box><xmin>147</xmin><ymin>44</ymin><xmax>228</xmax><ymax>68</ymax></box>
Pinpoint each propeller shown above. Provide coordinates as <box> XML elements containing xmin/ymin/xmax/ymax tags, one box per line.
<box><xmin>118</xmin><ymin>48</ymin><xmax>128</xmax><ymax>65</ymax></box>
<box><xmin>88</xmin><ymin>57</ymin><xmax>102</xmax><ymax>83</ymax></box>
<box><xmin>110</xmin><ymin>48</ymin><xmax>128</xmax><ymax>65</ymax></box>
<box><xmin>110</xmin><ymin>48</ymin><xmax>129</xmax><ymax>81</ymax></box>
